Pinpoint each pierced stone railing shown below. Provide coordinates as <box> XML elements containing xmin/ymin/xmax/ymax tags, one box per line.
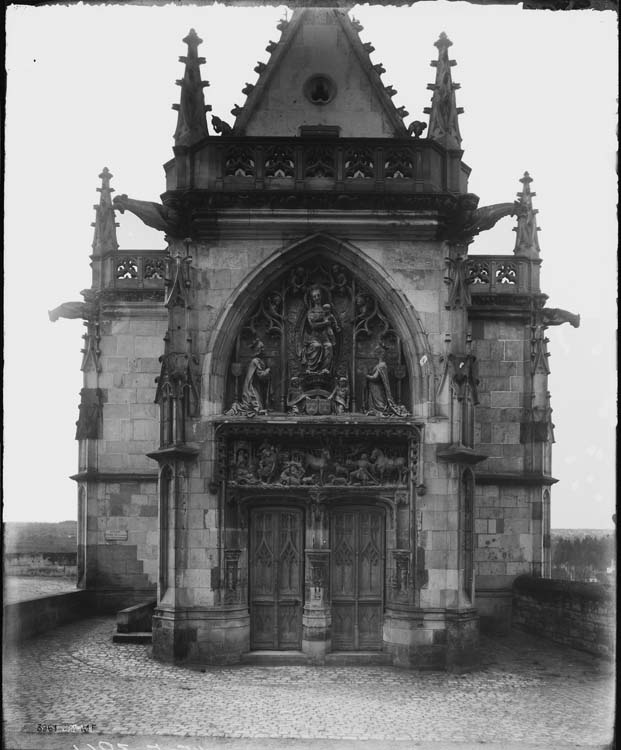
<box><xmin>102</xmin><ymin>250</ymin><xmax>168</xmax><ymax>290</ymax></box>
<box><xmin>467</xmin><ymin>255</ymin><xmax>541</xmax><ymax>296</ymax></box>
<box><xmin>166</xmin><ymin>136</ymin><xmax>470</xmax><ymax>195</ymax></box>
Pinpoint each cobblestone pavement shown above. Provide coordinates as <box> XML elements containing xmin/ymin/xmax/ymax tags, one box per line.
<box><xmin>4</xmin><ymin>577</ymin><xmax>77</xmax><ymax>604</ymax></box>
<box><xmin>2</xmin><ymin>616</ymin><xmax>614</xmax><ymax>750</ymax></box>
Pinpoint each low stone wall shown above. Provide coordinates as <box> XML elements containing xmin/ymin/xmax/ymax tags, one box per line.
<box><xmin>2</xmin><ymin>590</ymin><xmax>92</xmax><ymax>644</ymax></box>
<box><xmin>512</xmin><ymin>576</ymin><xmax>615</xmax><ymax>659</ymax></box>
<box><xmin>5</xmin><ymin>552</ymin><xmax>77</xmax><ymax>577</ymax></box>
<box><xmin>116</xmin><ymin>600</ymin><xmax>156</xmax><ymax>633</ymax></box>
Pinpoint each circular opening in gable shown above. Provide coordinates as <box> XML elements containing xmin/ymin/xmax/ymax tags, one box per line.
<box><xmin>304</xmin><ymin>75</ymin><xmax>336</xmax><ymax>105</ymax></box>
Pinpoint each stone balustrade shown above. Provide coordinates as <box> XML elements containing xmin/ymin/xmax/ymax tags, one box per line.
<box><xmin>467</xmin><ymin>255</ymin><xmax>541</xmax><ymax>296</ymax></box>
<box><xmin>166</xmin><ymin>136</ymin><xmax>469</xmax><ymax>195</ymax></box>
<box><xmin>100</xmin><ymin>250</ymin><xmax>168</xmax><ymax>290</ymax></box>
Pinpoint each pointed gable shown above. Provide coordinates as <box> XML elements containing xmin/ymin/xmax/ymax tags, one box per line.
<box><xmin>234</xmin><ymin>8</ymin><xmax>408</xmax><ymax>138</ymax></box>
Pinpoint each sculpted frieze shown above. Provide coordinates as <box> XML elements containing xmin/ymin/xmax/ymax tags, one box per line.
<box><xmin>227</xmin><ymin>438</ymin><xmax>412</xmax><ymax>488</ymax></box>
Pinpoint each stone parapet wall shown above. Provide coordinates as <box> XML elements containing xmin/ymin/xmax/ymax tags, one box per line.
<box><xmin>512</xmin><ymin>575</ymin><xmax>615</xmax><ymax>659</ymax></box>
<box><xmin>2</xmin><ymin>591</ymin><xmax>92</xmax><ymax>643</ymax></box>
<box><xmin>5</xmin><ymin>552</ymin><xmax>77</xmax><ymax>577</ymax></box>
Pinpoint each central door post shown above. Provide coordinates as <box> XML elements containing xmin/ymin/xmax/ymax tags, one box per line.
<box><xmin>302</xmin><ymin>501</ymin><xmax>332</xmax><ymax>662</ymax></box>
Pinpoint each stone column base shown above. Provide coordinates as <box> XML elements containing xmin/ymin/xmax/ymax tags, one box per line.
<box><xmin>152</xmin><ymin>605</ymin><xmax>249</xmax><ymax>665</ymax></box>
<box><xmin>302</xmin><ymin>605</ymin><xmax>331</xmax><ymax>663</ymax></box>
<box><xmin>383</xmin><ymin>607</ymin><xmax>479</xmax><ymax>671</ymax></box>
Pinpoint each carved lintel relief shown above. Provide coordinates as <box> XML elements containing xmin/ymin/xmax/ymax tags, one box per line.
<box><xmin>226</xmin><ymin>437</ymin><xmax>411</xmax><ymax>489</ymax></box>
<box><xmin>224</xmin><ymin>257</ymin><xmax>410</xmax><ymax>417</ymax></box>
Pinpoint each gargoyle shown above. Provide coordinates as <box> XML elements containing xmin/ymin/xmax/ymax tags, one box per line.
<box><xmin>541</xmin><ymin>308</ymin><xmax>580</xmax><ymax>328</ymax></box>
<box><xmin>112</xmin><ymin>194</ymin><xmax>181</xmax><ymax>236</ymax></box>
<box><xmin>446</xmin><ymin>196</ymin><xmax>526</xmax><ymax>243</ymax></box>
<box><xmin>462</xmin><ymin>201</ymin><xmax>526</xmax><ymax>236</ymax></box>
<box><xmin>211</xmin><ymin>115</ymin><xmax>233</xmax><ymax>135</ymax></box>
<box><xmin>48</xmin><ymin>301</ymin><xmax>89</xmax><ymax>322</ymax></box>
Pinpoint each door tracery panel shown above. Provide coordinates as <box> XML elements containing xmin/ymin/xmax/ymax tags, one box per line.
<box><xmin>249</xmin><ymin>507</ymin><xmax>303</xmax><ymax>650</ymax></box>
<box><xmin>331</xmin><ymin>507</ymin><xmax>384</xmax><ymax>650</ymax></box>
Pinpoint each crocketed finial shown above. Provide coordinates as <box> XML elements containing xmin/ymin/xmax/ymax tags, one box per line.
<box><xmin>172</xmin><ymin>28</ymin><xmax>211</xmax><ymax>147</ymax></box>
<box><xmin>513</xmin><ymin>171</ymin><xmax>541</xmax><ymax>258</ymax></box>
<box><xmin>423</xmin><ymin>32</ymin><xmax>463</xmax><ymax>149</ymax></box>
<box><xmin>91</xmin><ymin>167</ymin><xmax>119</xmax><ymax>257</ymax></box>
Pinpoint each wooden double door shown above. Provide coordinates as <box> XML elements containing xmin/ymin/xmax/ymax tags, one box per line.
<box><xmin>249</xmin><ymin>506</ymin><xmax>384</xmax><ymax>651</ymax></box>
<box><xmin>331</xmin><ymin>508</ymin><xmax>384</xmax><ymax>650</ymax></box>
<box><xmin>249</xmin><ymin>508</ymin><xmax>304</xmax><ymax>650</ymax></box>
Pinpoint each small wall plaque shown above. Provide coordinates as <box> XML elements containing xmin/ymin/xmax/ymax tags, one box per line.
<box><xmin>105</xmin><ymin>529</ymin><xmax>128</xmax><ymax>542</ymax></box>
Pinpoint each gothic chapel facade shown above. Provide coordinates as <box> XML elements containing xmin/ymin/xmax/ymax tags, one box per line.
<box><xmin>54</xmin><ymin>9</ymin><xmax>579</xmax><ymax>669</ymax></box>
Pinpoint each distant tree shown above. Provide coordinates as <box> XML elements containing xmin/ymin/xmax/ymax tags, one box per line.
<box><xmin>551</xmin><ymin>534</ymin><xmax>615</xmax><ymax>582</ymax></box>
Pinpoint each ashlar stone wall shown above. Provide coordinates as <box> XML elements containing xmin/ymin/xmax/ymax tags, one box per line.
<box><xmin>81</xmin><ymin>310</ymin><xmax>167</xmax><ymax>609</ymax></box>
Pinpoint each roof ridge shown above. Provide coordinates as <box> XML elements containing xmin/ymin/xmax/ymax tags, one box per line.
<box><xmin>232</xmin><ymin>9</ymin><xmax>306</xmax><ymax>135</ymax></box>
<box><xmin>232</xmin><ymin>8</ymin><xmax>409</xmax><ymax>137</ymax></box>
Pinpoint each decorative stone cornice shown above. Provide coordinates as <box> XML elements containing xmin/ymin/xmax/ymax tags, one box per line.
<box><xmin>146</xmin><ymin>444</ymin><xmax>201</xmax><ymax>462</ymax></box>
<box><xmin>70</xmin><ymin>471</ymin><xmax>158</xmax><ymax>483</ymax></box>
<box><xmin>474</xmin><ymin>472</ymin><xmax>558</xmax><ymax>486</ymax></box>
<box><xmin>436</xmin><ymin>445</ymin><xmax>488</xmax><ymax>464</ymax></box>
<box><xmin>214</xmin><ymin>416</ymin><xmax>423</xmax><ymax>441</ymax></box>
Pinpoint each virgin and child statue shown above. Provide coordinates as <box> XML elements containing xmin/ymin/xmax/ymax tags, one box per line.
<box><xmin>301</xmin><ymin>286</ymin><xmax>340</xmax><ymax>375</ymax></box>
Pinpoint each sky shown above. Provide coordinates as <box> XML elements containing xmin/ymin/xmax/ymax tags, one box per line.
<box><xmin>4</xmin><ymin>2</ymin><xmax>617</xmax><ymax>528</ymax></box>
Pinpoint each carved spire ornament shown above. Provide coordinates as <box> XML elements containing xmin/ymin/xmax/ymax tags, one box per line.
<box><xmin>513</xmin><ymin>171</ymin><xmax>541</xmax><ymax>259</ymax></box>
<box><xmin>424</xmin><ymin>32</ymin><xmax>463</xmax><ymax>150</ymax></box>
<box><xmin>172</xmin><ymin>28</ymin><xmax>211</xmax><ymax>147</ymax></box>
<box><xmin>155</xmin><ymin>242</ymin><xmax>200</xmax><ymax>447</ymax></box>
<box><xmin>91</xmin><ymin>167</ymin><xmax>119</xmax><ymax>257</ymax></box>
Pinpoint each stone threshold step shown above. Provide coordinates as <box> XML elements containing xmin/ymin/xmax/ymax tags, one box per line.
<box><xmin>240</xmin><ymin>650</ymin><xmax>392</xmax><ymax>666</ymax></box>
<box><xmin>325</xmin><ymin>651</ymin><xmax>392</xmax><ymax>666</ymax></box>
<box><xmin>241</xmin><ymin>651</ymin><xmax>310</xmax><ymax>665</ymax></box>
<box><xmin>112</xmin><ymin>632</ymin><xmax>152</xmax><ymax>644</ymax></box>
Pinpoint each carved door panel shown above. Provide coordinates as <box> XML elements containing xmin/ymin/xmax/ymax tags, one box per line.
<box><xmin>331</xmin><ymin>508</ymin><xmax>384</xmax><ymax>650</ymax></box>
<box><xmin>249</xmin><ymin>508</ymin><xmax>303</xmax><ymax>650</ymax></box>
